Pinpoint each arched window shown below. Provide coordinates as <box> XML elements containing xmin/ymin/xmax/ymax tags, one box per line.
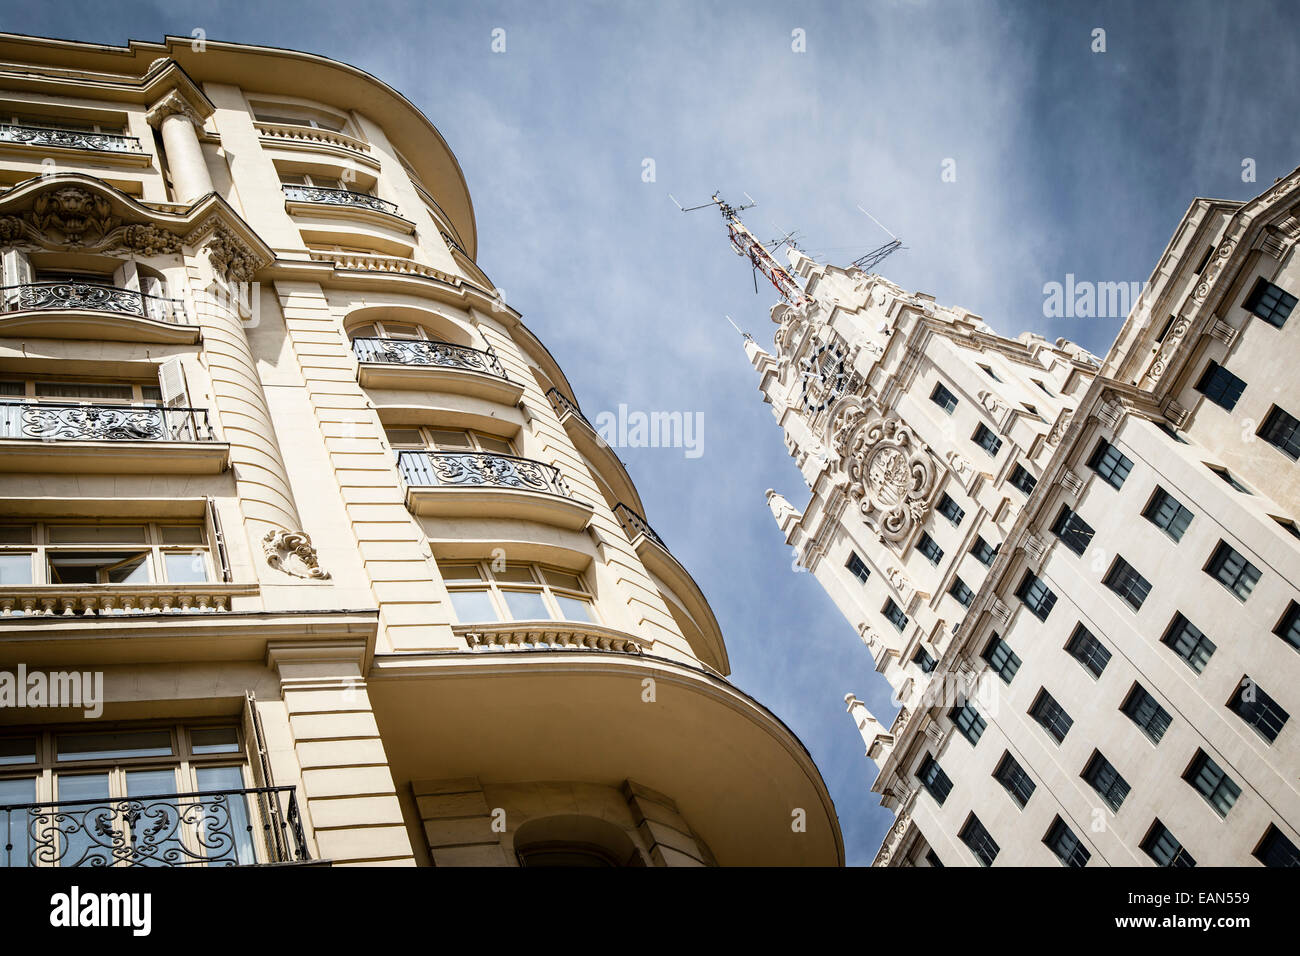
<box><xmin>513</xmin><ymin>815</ymin><xmax>642</xmax><ymax>867</ymax></box>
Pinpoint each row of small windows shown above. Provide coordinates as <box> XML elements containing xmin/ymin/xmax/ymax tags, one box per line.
<box><xmin>1190</xmin><ymin>352</ymin><xmax>1299</xmax><ymax>460</ymax></box>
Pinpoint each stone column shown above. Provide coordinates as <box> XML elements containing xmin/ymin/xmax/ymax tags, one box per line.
<box><xmin>148</xmin><ymin>92</ymin><xmax>214</xmax><ymax>205</ymax></box>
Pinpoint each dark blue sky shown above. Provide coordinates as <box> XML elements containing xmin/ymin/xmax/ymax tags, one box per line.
<box><xmin>8</xmin><ymin>0</ymin><xmax>1298</xmax><ymax>864</ymax></box>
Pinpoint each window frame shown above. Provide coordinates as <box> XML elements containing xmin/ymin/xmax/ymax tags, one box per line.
<box><xmin>440</xmin><ymin>559</ymin><xmax>599</xmax><ymax>626</ymax></box>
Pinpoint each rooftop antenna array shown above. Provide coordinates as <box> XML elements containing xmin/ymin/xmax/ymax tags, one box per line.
<box><xmin>671</xmin><ymin>192</ymin><xmax>814</xmax><ymax>307</ymax></box>
<box><xmin>852</xmin><ymin>204</ymin><xmax>904</xmax><ymax>273</ymax></box>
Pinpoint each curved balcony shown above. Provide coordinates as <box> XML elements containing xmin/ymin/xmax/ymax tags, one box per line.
<box><xmin>353</xmin><ymin>337</ymin><xmax>524</xmax><ymax>403</ymax></box>
<box><xmin>281</xmin><ymin>183</ymin><xmax>400</xmax><ymax>217</ymax></box>
<box><xmin>0</xmin><ymin>401</ymin><xmax>228</xmax><ymax>474</ymax></box>
<box><xmin>613</xmin><ymin>503</ymin><xmax>728</xmax><ymax>675</ymax></box>
<box><xmin>255</xmin><ymin>121</ymin><xmax>376</xmax><ymax>166</ymax></box>
<box><xmin>368</xmin><ymin>649</ymin><xmax>843</xmax><ymax>865</ymax></box>
<box><xmin>0</xmin><ymin>123</ymin><xmax>151</xmax><ymax>168</ymax></box>
<box><xmin>0</xmin><ymin>785</ymin><xmax>311</xmax><ymax>867</ymax></box>
<box><xmin>0</xmin><ymin>281</ymin><xmax>195</xmax><ymax>343</ymax></box>
<box><xmin>398</xmin><ymin>450</ymin><xmax>593</xmax><ymax>530</ymax></box>
<box><xmin>546</xmin><ymin>388</ymin><xmax>645</xmax><ymax>517</ymax></box>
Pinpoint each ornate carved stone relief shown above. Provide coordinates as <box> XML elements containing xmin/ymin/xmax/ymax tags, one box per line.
<box><xmin>262</xmin><ymin>529</ymin><xmax>330</xmax><ymax>579</ymax></box>
<box><xmin>841</xmin><ymin>413</ymin><xmax>937</xmax><ymax>542</ymax></box>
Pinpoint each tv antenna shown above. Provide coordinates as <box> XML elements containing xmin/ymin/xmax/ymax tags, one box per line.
<box><xmin>852</xmin><ymin>204</ymin><xmax>904</xmax><ymax>273</ymax></box>
<box><xmin>671</xmin><ymin>192</ymin><xmax>813</xmax><ymax>307</ymax></box>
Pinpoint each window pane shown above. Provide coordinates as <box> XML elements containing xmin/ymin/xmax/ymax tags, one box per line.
<box><xmin>48</xmin><ymin>551</ymin><xmax>151</xmax><ymax>584</ymax></box>
<box><xmin>126</xmin><ymin>769</ymin><xmax>182</xmax><ymax>868</ymax></box>
<box><xmin>56</xmin><ymin>730</ymin><xmax>173</xmax><ymax>761</ymax></box>
<box><xmin>0</xmin><ymin>777</ymin><xmax>36</xmax><ymax>867</ymax></box>
<box><xmin>0</xmin><ymin>553</ymin><xmax>32</xmax><ymax>585</ymax></box>
<box><xmin>384</xmin><ymin>428</ymin><xmax>425</xmax><ymax>447</ymax></box>
<box><xmin>54</xmin><ymin>772</ymin><xmax>111</xmax><ymax>867</ymax></box>
<box><xmin>440</xmin><ymin>563</ymin><xmax>482</xmax><ymax>582</ymax></box>
<box><xmin>164</xmin><ymin>551</ymin><xmax>209</xmax><ymax>584</ymax></box>
<box><xmin>195</xmin><ymin>766</ymin><xmax>256</xmax><ymax>865</ymax></box>
<box><xmin>447</xmin><ymin>588</ymin><xmax>498</xmax><ymax>623</ymax></box>
<box><xmin>47</xmin><ymin>525</ymin><xmax>148</xmax><ymax>544</ymax></box>
<box><xmin>429</xmin><ymin>429</ymin><xmax>472</xmax><ymax>449</ymax></box>
<box><xmin>501</xmin><ymin>589</ymin><xmax>550</xmax><ymax>621</ymax></box>
<box><xmin>35</xmin><ymin>382</ymin><xmax>134</xmax><ymax>401</ymax></box>
<box><xmin>190</xmin><ymin>727</ymin><xmax>240</xmax><ymax>755</ymax></box>
<box><xmin>494</xmin><ymin>564</ymin><xmax>536</xmax><ymax>584</ymax></box>
<box><xmin>542</xmin><ymin>569</ymin><xmax>585</xmax><ymax>592</ymax></box>
<box><xmin>159</xmin><ymin>525</ymin><xmax>205</xmax><ymax>545</ymax></box>
<box><xmin>0</xmin><ymin>525</ymin><xmax>32</xmax><ymax>544</ymax></box>
<box><xmin>0</xmin><ymin>737</ymin><xmax>36</xmax><ymax>766</ymax></box>
<box><xmin>554</xmin><ymin>594</ymin><xmax>595</xmax><ymax>622</ymax></box>
<box><xmin>476</xmin><ymin>435</ymin><xmax>514</xmax><ymax>455</ymax></box>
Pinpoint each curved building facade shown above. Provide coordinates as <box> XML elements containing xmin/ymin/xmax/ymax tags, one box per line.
<box><xmin>0</xmin><ymin>33</ymin><xmax>842</xmax><ymax>867</ymax></box>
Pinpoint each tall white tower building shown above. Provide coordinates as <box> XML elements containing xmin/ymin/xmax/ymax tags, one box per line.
<box><xmin>751</xmin><ymin>171</ymin><xmax>1300</xmax><ymax>866</ymax></box>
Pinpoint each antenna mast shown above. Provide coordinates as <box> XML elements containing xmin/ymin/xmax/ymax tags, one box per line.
<box><xmin>673</xmin><ymin>192</ymin><xmax>813</xmax><ymax>307</ymax></box>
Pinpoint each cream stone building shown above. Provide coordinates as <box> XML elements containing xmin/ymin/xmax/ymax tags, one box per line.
<box><xmin>753</xmin><ymin>172</ymin><xmax>1300</xmax><ymax>866</ymax></box>
<box><xmin>0</xmin><ymin>32</ymin><xmax>843</xmax><ymax>867</ymax></box>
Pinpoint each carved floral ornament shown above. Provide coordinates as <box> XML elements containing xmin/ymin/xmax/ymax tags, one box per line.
<box><xmin>832</xmin><ymin>405</ymin><xmax>937</xmax><ymax>542</ymax></box>
<box><xmin>262</xmin><ymin>529</ymin><xmax>331</xmax><ymax>579</ymax></box>
<box><xmin>0</xmin><ymin>183</ymin><xmax>267</xmax><ymax>281</ymax></box>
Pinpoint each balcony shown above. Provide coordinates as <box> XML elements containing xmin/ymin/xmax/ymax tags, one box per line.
<box><xmin>0</xmin><ymin>785</ymin><xmax>313</xmax><ymax>867</ymax></box>
<box><xmin>254</xmin><ymin>121</ymin><xmax>375</xmax><ymax>165</ymax></box>
<box><xmin>0</xmin><ymin>400</ymin><xmax>228</xmax><ymax>474</ymax></box>
<box><xmin>353</xmin><ymin>337</ymin><xmax>523</xmax><ymax>403</ymax></box>
<box><xmin>0</xmin><ymin>281</ymin><xmax>195</xmax><ymax>343</ymax></box>
<box><xmin>398</xmin><ymin>450</ymin><xmax>592</xmax><ymax>530</ymax></box>
<box><xmin>547</xmin><ymin>387</ymin><xmax>645</xmax><ymax>517</ymax></box>
<box><xmin>613</xmin><ymin>502</ymin><xmax>729</xmax><ymax>675</ymax></box>
<box><xmin>0</xmin><ymin>123</ymin><xmax>151</xmax><ymax>168</ymax></box>
<box><xmin>282</xmin><ymin>183</ymin><xmax>400</xmax><ymax>217</ymax></box>
<box><xmin>0</xmin><ymin>582</ymin><xmax>258</xmax><ymax>617</ymax></box>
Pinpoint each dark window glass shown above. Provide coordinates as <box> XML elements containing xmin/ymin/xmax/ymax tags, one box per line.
<box><xmin>1044</xmin><ymin>817</ymin><xmax>1090</xmax><ymax>867</ymax></box>
<box><xmin>1082</xmin><ymin>751</ymin><xmax>1131</xmax><ymax>811</ymax></box>
<box><xmin>1161</xmin><ymin>613</ymin><xmax>1216</xmax><ymax>674</ymax></box>
<box><xmin>971</xmin><ymin>537</ymin><xmax>998</xmax><ymax>566</ymax></box>
<box><xmin>1051</xmin><ymin>505</ymin><xmax>1094</xmax><ymax>556</ymax></box>
<box><xmin>930</xmin><ymin>382</ymin><xmax>958</xmax><ymax>413</ymax></box>
<box><xmin>1184</xmin><ymin>750</ymin><xmax>1240</xmax><ymax>817</ymax></box>
<box><xmin>1104</xmin><ymin>557</ymin><xmax>1152</xmax><ymax>611</ymax></box>
<box><xmin>993</xmin><ymin>752</ymin><xmax>1035</xmax><ymax>807</ymax></box>
<box><xmin>1016</xmin><ymin>571</ymin><xmax>1057</xmax><ymax>621</ymax></box>
<box><xmin>916</xmin><ymin>532</ymin><xmax>943</xmax><ymax>565</ymax></box>
<box><xmin>912</xmin><ymin>647</ymin><xmax>937</xmax><ymax>674</ymax></box>
<box><xmin>1229</xmin><ymin>677</ymin><xmax>1289</xmax><ymax>744</ymax></box>
<box><xmin>883</xmin><ymin>598</ymin><xmax>908</xmax><ymax>632</ymax></box>
<box><xmin>979</xmin><ymin>364</ymin><xmax>1003</xmax><ymax>383</ymax></box>
<box><xmin>981</xmin><ymin>635</ymin><xmax>1021</xmax><ymax>684</ymax></box>
<box><xmin>1122</xmin><ymin>685</ymin><xmax>1172</xmax><ymax>744</ymax></box>
<box><xmin>973</xmin><ymin>423</ymin><xmax>1003</xmax><ymax>456</ymax></box>
<box><xmin>846</xmin><ymin>551</ymin><xmax>871</xmax><ymax>584</ymax></box>
<box><xmin>938</xmin><ymin>494</ymin><xmax>965</xmax><ymax>526</ymax></box>
<box><xmin>1275</xmin><ymin>601</ymin><xmax>1300</xmax><ymax>653</ymax></box>
<box><xmin>1066</xmin><ymin>623</ymin><xmax>1111</xmax><ymax>677</ymax></box>
<box><xmin>1142</xmin><ymin>821</ymin><xmax>1196</xmax><ymax>867</ymax></box>
<box><xmin>1259</xmin><ymin>405</ymin><xmax>1300</xmax><ymax>460</ymax></box>
<box><xmin>1009</xmin><ymin>464</ymin><xmax>1037</xmax><ymax>495</ymax></box>
<box><xmin>950</xmin><ymin>702</ymin><xmax>986</xmax><ymax>745</ymax></box>
<box><xmin>1254</xmin><ymin>825</ymin><xmax>1300</xmax><ymax>868</ymax></box>
<box><xmin>1244</xmin><ymin>277</ymin><xmax>1297</xmax><ymax>329</ymax></box>
<box><xmin>959</xmin><ymin>814</ymin><xmax>999</xmax><ymax>866</ymax></box>
<box><xmin>1205</xmin><ymin>542</ymin><xmax>1260</xmax><ymax>601</ymax></box>
<box><xmin>924</xmin><ymin>849</ymin><xmax>945</xmax><ymax>868</ymax></box>
<box><xmin>1030</xmin><ymin>689</ymin><xmax>1073</xmax><ymax>744</ymax></box>
<box><xmin>917</xmin><ymin>753</ymin><xmax>952</xmax><ymax>804</ymax></box>
<box><xmin>1143</xmin><ymin>488</ymin><xmax>1194</xmax><ymax>541</ymax></box>
<box><xmin>1088</xmin><ymin>439</ymin><xmax>1133</xmax><ymax>489</ymax></box>
<box><xmin>1209</xmin><ymin>465</ymin><xmax>1252</xmax><ymax>493</ymax></box>
<box><xmin>949</xmin><ymin>577</ymin><xmax>974</xmax><ymax>607</ymax></box>
<box><xmin>1195</xmin><ymin>361</ymin><xmax>1247</xmax><ymax>411</ymax></box>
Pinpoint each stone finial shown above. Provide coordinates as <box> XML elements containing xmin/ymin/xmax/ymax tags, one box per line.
<box><xmin>766</xmin><ymin>488</ymin><xmax>801</xmax><ymax>527</ymax></box>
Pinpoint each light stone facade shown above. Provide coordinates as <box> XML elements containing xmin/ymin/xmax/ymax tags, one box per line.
<box><xmin>0</xmin><ymin>33</ymin><xmax>842</xmax><ymax>867</ymax></box>
<box><xmin>753</xmin><ymin>173</ymin><xmax>1300</xmax><ymax>866</ymax></box>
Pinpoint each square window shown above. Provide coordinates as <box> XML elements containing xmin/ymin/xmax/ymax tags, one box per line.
<box><xmin>1104</xmin><ymin>556</ymin><xmax>1152</xmax><ymax>611</ymax></box>
<box><xmin>0</xmin><ymin>552</ymin><xmax>32</xmax><ymax>586</ymax></box>
<box><xmin>1143</xmin><ymin>488</ymin><xmax>1194</xmax><ymax>542</ymax></box>
<box><xmin>1009</xmin><ymin>464</ymin><xmax>1037</xmax><ymax>495</ymax></box>
<box><xmin>1195</xmin><ymin>361</ymin><xmax>1247</xmax><ymax>411</ymax></box>
<box><xmin>1051</xmin><ymin>505</ymin><xmax>1094</xmax><ymax>556</ymax></box>
<box><xmin>1205</xmin><ymin>542</ymin><xmax>1260</xmax><ymax>601</ymax></box>
<box><xmin>1259</xmin><ymin>405</ymin><xmax>1300</xmax><ymax>460</ymax></box>
<box><xmin>972</xmin><ymin>423</ymin><xmax>1002</xmax><ymax>456</ymax></box>
<box><xmin>1161</xmin><ymin>613</ymin><xmax>1216</xmax><ymax>674</ymax></box>
<box><xmin>1244</xmin><ymin>277</ymin><xmax>1297</xmax><ymax>328</ymax></box>
<box><xmin>1088</xmin><ymin>439</ymin><xmax>1133</xmax><ymax>489</ymax></box>
<box><xmin>447</xmin><ymin>588</ymin><xmax>498</xmax><ymax>623</ymax></box>
<box><xmin>981</xmin><ymin>635</ymin><xmax>1021</xmax><ymax>684</ymax></box>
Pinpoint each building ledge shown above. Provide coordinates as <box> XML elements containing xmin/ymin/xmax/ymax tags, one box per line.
<box><xmin>0</xmin><ymin>438</ymin><xmax>229</xmax><ymax>474</ymax></box>
<box><xmin>357</xmin><ymin>362</ymin><xmax>524</xmax><ymax>404</ymax></box>
<box><xmin>0</xmin><ymin>308</ymin><xmax>199</xmax><ymax>344</ymax></box>
<box><xmin>404</xmin><ymin>484</ymin><xmax>593</xmax><ymax>531</ymax></box>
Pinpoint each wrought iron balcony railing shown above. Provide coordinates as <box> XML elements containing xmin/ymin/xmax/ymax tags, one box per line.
<box><xmin>281</xmin><ymin>184</ymin><xmax>402</xmax><ymax>217</ymax></box>
<box><xmin>0</xmin><ymin>281</ymin><xmax>188</xmax><ymax>325</ymax></box>
<box><xmin>0</xmin><ymin>123</ymin><xmax>143</xmax><ymax>154</ymax></box>
<box><xmin>352</xmin><ymin>337</ymin><xmax>508</xmax><ymax>379</ymax></box>
<box><xmin>0</xmin><ymin>401</ymin><xmax>215</xmax><ymax>443</ymax></box>
<box><xmin>0</xmin><ymin>785</ymin><xmax>309</xmax><ymax>867</ymax></box>
<box><xmin>545</xmin><ymin>387</ymin><xmax>593</xmax><ymax>427</ymax></box>
<box><xmin>398</xmin><ymin>450</ymin><xmax>572</xmax><ymax>497</ymax></box>
<box><xmin>613</xmin><ymin>502</ymin><xmax>666</xmax><ymax>548</ymax></box>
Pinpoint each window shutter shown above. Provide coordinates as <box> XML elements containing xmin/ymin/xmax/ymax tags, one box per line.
<box><xmin>112</xmin><ymin>259</ymin><xmax>141</xmax><ymax>292</ymax></box>
<box><xmin>157</xmin><ymin>356</ymin><xmax>189</xmax><ymax>408</ymax></box>
<box><xmin>2</xmin><ymin>249</ymin><xmax>33</xmax><ymax>290</ymax></box>
<box><xmin>242</xmin><ymin>690</ymin><xmax>289</xmax><ymax>861</ymax></box>
<box><xmin>207</xmin><ymin>498</ymin><xmax>232</xmax><ymax>583</ymax></box>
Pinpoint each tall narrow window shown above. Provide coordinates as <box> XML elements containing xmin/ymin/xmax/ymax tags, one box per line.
<box><xmin>993</xmin><ymin>752</ymin><xmax>1035</xmax><ymax>807</ymax></box>
<box><xmin>1065</xmin><ymin>624</ymin><xmax>1111</xmax><ymax>677</ymax></box>
<box><xmin>1088</xmin><ymin>439</ymin><xmax>1133</xmax><ymax>489</ymax></box>
<box><xmin>1030</xmin><ymin>689</ymin><xmax>1073</xmax><ymax>744</ymax></box>
<box><xmin>959</xmin><ymin>814</ymin><xmax>999</xmax><ymax>866</ymax></box>
<box><xmin>1228</xmin><ymin>677</ymin><xmax>1289</xmax><ymax>744</ymax></box>
<box><xmin>1082</xmin><ymin>751</ymin><xmax>1131</xmax><ymax>811</ymax></box>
